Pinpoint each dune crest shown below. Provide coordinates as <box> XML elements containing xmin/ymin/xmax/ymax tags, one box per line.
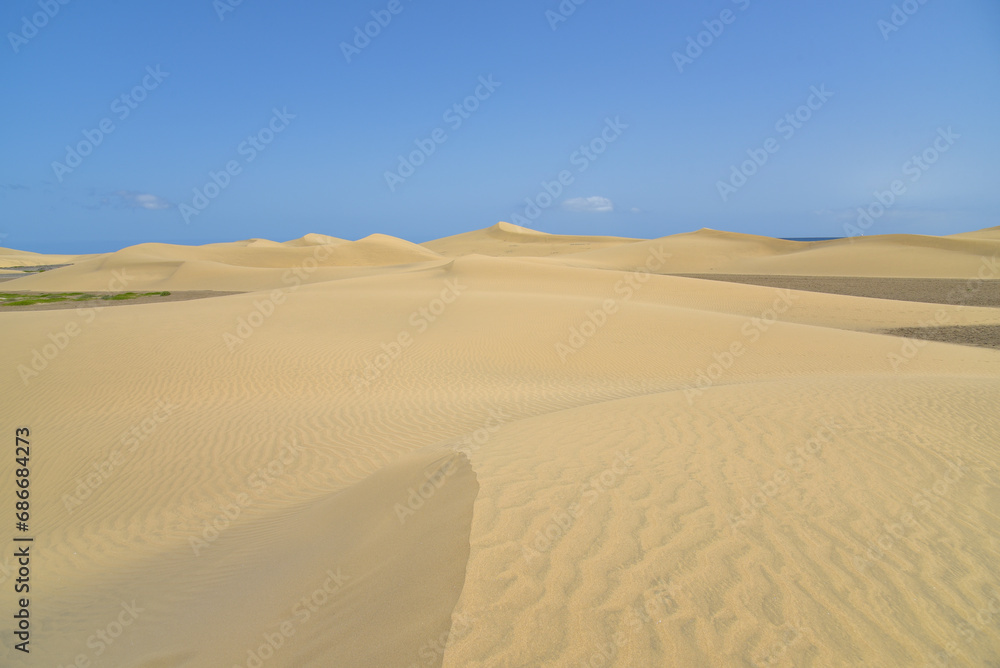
<box><xmin>423</xmin><ymin>222</ymin><xmax>639</xmax><ymax>257</ymax></box>
<box><xmin>283</xmin><ymin>233</ymin><xmax>347</xmax><ymax>247</ymax></box>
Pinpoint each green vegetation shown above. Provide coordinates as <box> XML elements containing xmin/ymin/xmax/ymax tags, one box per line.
<box><xmin>0</xmin><ymin>292</ymin><xmax>76</xmax><ymax>306</ymax></box>
<box><xmin>2</xmin><ymin>265</ymin><xmax>59</xmax><ymax>273</ymax></box>
<box><xmin>0</xmin><ymin>291</ymin><xmax>171</xmax><ymax>307</ymax></box>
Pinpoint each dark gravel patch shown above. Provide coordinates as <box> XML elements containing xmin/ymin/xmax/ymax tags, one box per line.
<box><xmin>672</xmin><ymin>274</ymin><xmax>1000</xmax><ymax>308</ymax></box>
<box><xmin>879</xmin><ymin>325</ymin><xmax>1000</xmax><ymax>350</ymax></box>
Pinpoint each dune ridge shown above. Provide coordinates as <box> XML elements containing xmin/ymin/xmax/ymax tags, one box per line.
<box><xmin>3</xmin><ymin>234</ymin><xmax>447</xmax><ymax>292</ymax></box>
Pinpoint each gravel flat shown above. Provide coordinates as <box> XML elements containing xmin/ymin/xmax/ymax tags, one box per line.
<box><xmin>671</xmin><ymin>274</ymin><xmax>1000</xmax><ymax>308</ymax></box>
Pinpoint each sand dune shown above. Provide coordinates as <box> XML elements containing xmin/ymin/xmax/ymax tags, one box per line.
<box><xmin>3</xmin><ymin>234</ymin><xmax>447</xmax><ymax>292</ymax></box>
<box><xmin>0</xmin><ymin>246</ymin><xmax>90</xmax><ymax>268</ymax></box>
<box><xmin>564</xmin><ymin>228</ymin><xmax>1000</xmax><ymax>278</ymax></box>
<box><xmin>282</xmin><ymin>233</ymin><xmax>348</xmax><ymax>247</ymax></box>
<box><xmin>423</xmin><ymin>221</ymin><xmax>639</xmax><ymax>257</ymax></box>
<box><xmin>949</xmin><ymin>225</ymin><xmax>1000</xmax><ymax>241</ymax></box>
<box><xmin>1</xmin><ymin>224</ymin><xmax>998</xmax><ymax>666</ymax></box>
<box><xmin>424</xmin><ymin>223</ymin><xmax>1000</xmax><ymax>277</ymax></box>
<box><xmin>443</xmin><ymin>377</ymin><xmax>1000</xmax><ymax>667</ymax></box>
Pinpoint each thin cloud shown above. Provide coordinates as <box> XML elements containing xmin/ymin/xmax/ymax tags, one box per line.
<box><xmin>563</xmin><ymin>196</ymin><xmax>614</xmax><ymax>213</ymax></box>
<box><xmin>116</xmin><ymin>191</ymin><xmax>173</xmax><ymax>210</ymax></box>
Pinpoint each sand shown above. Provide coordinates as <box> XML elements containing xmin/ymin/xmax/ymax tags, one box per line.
<box><xmin>0</xmin><ymin>248</ymin><xmax>91</xmax><ymax>269</ymax></box>
<box><xmin>1</xmin><ymin>223</ymin><xmax>998</xmax><ymax>666</ymax></box>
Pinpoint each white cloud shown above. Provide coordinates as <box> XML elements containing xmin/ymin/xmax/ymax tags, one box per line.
<box><xmin>563</xmin><ymin>196</ymin><xmax>614</xmax><ymax>213</ymax></box>
<box><xmin>116</xmin><ymin>191</ymin><xmax>173</xmax><ymax>210</ymax></box>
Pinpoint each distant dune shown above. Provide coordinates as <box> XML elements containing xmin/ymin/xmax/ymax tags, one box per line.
<box><xmin>559</xmin><ymin>227</ymin><xmax>1000</xmax><ymax>278</ymax></box>
<box><xmin>947</xmin><ymin>225</ymin><xmax>1000</xmax><ymax>241</ymax></box>
<box><xmin>1</xmin><ymin>224</ymin><xmax>998</xmax><ymax>666</ymax></box>
<box><xmin>4</xmin><ymin>234</ymin><xmax>447</xmax><ymax>292</ymax></box>
<box><xmin>422</xmin><ymin>221</ymin><xmax>639</xmax><ymax>257</ymax></box>
<box><xmin>281</xmin><ymin>233</ymin><xmax>348</xmax><ymax>247</ymax></box>
<box><xmin>0</xmin><ymin>246</ymin><xmax>91</xmax><ymax>268</ymax></box>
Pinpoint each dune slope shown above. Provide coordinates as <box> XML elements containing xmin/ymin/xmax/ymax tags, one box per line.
<box><xmin>0</xmin><ymin>225</ymin><xmax>998</xmax><ymax>666</ymax></box>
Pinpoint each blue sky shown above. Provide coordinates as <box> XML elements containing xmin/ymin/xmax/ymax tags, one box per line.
<box><xmin>1</xmin><ymin>0</ymin><xmax>998</xmax><ymax>253</ymax></box>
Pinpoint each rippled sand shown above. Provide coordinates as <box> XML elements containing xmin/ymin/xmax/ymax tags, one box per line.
<box><xmin>1</xmin><ymin>223</ymin><xmax>999</xmax><ymax>666</ymax></box>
